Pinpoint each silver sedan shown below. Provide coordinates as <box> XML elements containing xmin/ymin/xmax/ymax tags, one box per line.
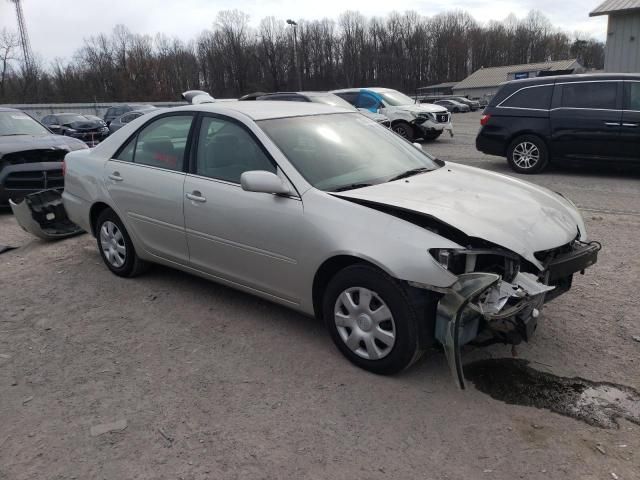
<box><xmin>12</xmin><ymin>100</ymin><xmax>599</xmax><ymax>387</ymax></box>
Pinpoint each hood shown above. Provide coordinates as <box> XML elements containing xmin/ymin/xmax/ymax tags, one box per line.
<box><xmin>334</xmin><ymin>163</ymin><xmax>582</xmax><ymax>269</ymax></box>
<box><xmin>63</xmin><ymin>119</ymin><xmax>105</xmax><ymax>130</ymax></box>
<box><xmin>0</xmin><ymin>134</ymin><xmax>87</xmax><ymax>157</ymax></box>
<box><xmin>395</xmin><ymin>103</ymin><xmax>448</xmax><ymax>114</ymax></box>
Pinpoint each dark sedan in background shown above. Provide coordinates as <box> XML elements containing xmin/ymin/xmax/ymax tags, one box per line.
<box><xmin>41</xmin><ymin>113</ymin><xmax>110</xmax><ymax>147</ymax></box>
<box><xmin>108</xmin><ymin>108</ymin><xmax>159</xmax><ymax>133</ymax></box>
<box><xmin>0</xmin><ymin>108</ymin><xmax>87</xmax><ymax>205</ymax></box>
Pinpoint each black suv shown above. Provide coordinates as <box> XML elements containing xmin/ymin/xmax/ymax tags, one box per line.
<box><xmin>476</xmin><ymin>74</ymin><xmax>640</xmax><ymax>173</ymax></box>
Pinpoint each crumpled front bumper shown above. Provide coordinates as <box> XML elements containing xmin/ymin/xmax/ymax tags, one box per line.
<box><xmin>433</xmin><ymin>242</ymin><xmax>600</xmax><ymax>389</ymax></box>
<box><xmin>9</xmin><ymin>189</ymin><xmax>83</xmax><ymax>240</ymax></box>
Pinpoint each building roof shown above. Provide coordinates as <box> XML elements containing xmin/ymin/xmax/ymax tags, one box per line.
<box><xmin>453</xmin><ymin>59</ymin><xmax>580</xmax><ymax>91</ymax></box>
<box><xmin>590</xmin><ymin>0</ymin><xmax>640</xmax><ymax>16</ymax></box>
<box><xmin>417</xmin><ymin>82</ymin><xmax>459</xmax><ymax>91</ymax></box>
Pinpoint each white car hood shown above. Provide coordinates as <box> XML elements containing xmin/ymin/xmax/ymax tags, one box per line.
<box><xmin>393</xmin><ymin>103</ymin><xmax>448</xmax><ymax>114</ymax></box>
<box><xmin>334</xmin><ymin>163</ymin><xmax>582</xmax><ymax>269</ymax></box>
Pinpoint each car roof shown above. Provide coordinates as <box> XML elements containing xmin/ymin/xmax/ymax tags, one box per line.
<box><xmin>173</xmin><ymin>100</ymin><xmax>351</xmax><ymax>121</ymax></box>
<box><xmin>0</xmin><ymin>107</ymin><xmax>20</xmax><ymax>112</ymax></box>
<box><xmin>331</xmin><ymin>87</ymin><xmax>395</xmax><ymax>94</ymax></box>
<box><xmin>502</xmin><ymin>72</ymin><xmax>640</xmax><ymax>88</ymax></box>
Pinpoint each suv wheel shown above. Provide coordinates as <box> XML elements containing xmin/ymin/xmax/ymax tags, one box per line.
<box><xmin>322</xmin><ymin>264</ymin><xmax>425</xmax><ymax>375</ymax></box>
<box><xmin>96</xmin><ymin>208</ymin><xmax>149</xmax><ymax>277</ymax></box>
<box><xmin>507</xmin><ymin>135</ymin><xmax>549</xmax><ymax>174</ymax></box>
<box><xmin>392</xmin><ymin>122</ymin><xmax>415</xmax><ymax>141</ymax></box>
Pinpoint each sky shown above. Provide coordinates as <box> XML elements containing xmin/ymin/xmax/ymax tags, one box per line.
<box><xmin>0</xmin><ymin>0</ymin><xmax>608</xmax><ymax>63</ymax></box>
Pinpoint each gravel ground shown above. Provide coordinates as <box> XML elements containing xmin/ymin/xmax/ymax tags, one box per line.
<box><xmin>1</xmin><ymin>111</ymin><xmax>639</xmax><ymax>480</ymax></box>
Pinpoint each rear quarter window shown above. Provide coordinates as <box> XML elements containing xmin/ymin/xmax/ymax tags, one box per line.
<box><xmin>500</xmin><ymin>85</ymin><xmax>553</xmax><ymax>110</ymax></box>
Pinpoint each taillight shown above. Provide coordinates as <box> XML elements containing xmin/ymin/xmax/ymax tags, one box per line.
<box><xmin>480</xmin><ymin>114</ymin><xmax>491</xmax><ymax>126</ymax></box>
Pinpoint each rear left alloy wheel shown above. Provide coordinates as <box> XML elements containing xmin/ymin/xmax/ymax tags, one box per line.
<box><xmin>507</xmin><ymin>135</ymin><xmax>549</xmax><ymax>174</ymax></box>
<box><xmin>96</xmin><ymin>208</ymin><xmax>148</xmax><ymax>277</ymax></box>
<box><xmin>323</xmin><ymin>264</ymin><xmax>425</xmax><ymax>375</ymax></box>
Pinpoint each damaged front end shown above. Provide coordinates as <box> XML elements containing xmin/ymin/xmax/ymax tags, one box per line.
<box><xmin>9</xmin><ymin>189</ymin><xmax>82</xmax><ymax>240</ymax></box>
<box><xmin>427</xmin><ymin>242</ymin><xmax>600</xmax><ymax>389</ymax></box>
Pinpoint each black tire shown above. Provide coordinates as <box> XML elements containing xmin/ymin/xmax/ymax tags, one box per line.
<box><xmin>95</xmin><ymin>208</ymin><xmax>149</xmax><ymax>277</ymax></box>
<box><xmin>507</xmin><ymin>135</ymin><xmax>549</xmax><ymax>174</ymax></box>
<box><xmin>422</xmin><ymin>131</ymin><xmax>442</xmax><ymax>142</ymax></box>
<box><xmin>392</xmin><ymin>121</ymin><xmax>415</xmax><ymax>141</ymax></box>
<box><xmin>453</xmin><ymin>107</ymin><xmax>459</xmax><ymax>113</ymax></box>
<box><xmin>322</xmin><ymin>264</ymin><xmax>426</xmax><ymax>375</ymax></box>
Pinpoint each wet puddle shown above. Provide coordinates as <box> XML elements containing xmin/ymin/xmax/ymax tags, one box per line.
<box><xmin>465</xmin><ymin>358</ymin><xmax>640</xmax><ymax>429</ymax></box>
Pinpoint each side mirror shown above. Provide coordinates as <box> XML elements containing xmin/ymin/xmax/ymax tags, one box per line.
<box><xmin>241</xmin><ymin>171</ymin><xmax>291</xmax><ymax>195</ymax></box>
<box><xmin>49</xmin><ymin>124</ymin><xmax>61</xmax><ymax>130</ymax></box>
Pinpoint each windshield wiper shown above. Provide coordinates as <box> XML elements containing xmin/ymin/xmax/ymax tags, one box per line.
<box><xmin>387</xmin><ymin>167</ymin><xmax>431</xmax><ymax>182</ymax></box>
<box><xmin>332</xmin><ymin>183</ymin><xmax>374</xmax><ymax>192</ymax></box>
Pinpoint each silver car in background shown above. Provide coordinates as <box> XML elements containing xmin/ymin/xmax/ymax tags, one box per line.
<box><xmin>14</xmin><ymin>100</ymin><xmax>599</xmax><ymax>387</ymax></box>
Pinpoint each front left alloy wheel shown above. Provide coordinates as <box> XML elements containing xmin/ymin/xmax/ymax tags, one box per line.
<box><xmin>323</xmin><ymin>264</ymin><xmax>426</xmax><ymax>375</ymax></box>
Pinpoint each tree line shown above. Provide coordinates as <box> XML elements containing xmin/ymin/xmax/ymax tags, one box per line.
<box><xmin>0</xmin><ymin>9</ymin><xmax>605</xmax><ymax>103</ymax></box>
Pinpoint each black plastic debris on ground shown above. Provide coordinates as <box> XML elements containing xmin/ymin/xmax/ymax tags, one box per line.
<box><xmin>465</xmin><ymin>358</ymin><xmax>640</xmax><ymax>429</ymax></box>
<box><xmin>0</xmin><ymin>245</ymin><xmax>17</xmax><ymax>254</ymax></box>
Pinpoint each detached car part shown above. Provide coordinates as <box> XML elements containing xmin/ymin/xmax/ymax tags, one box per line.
<box><xmin>9</xmin><ymin>189</ymin><xmax>82</xmax><ymax>240</ymax></box>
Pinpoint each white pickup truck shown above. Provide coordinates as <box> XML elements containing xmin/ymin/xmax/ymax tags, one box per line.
<box><xmin>331</xmin><ymin>87</ymin><xmax>454</xmax><ymax>141</ymax></box>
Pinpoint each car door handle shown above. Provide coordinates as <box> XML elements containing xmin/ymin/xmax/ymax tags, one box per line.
<box><xmin>604</xmin><ymin>122</ymin><xmax>621</xmax><ymax>127</ymax></box>
<box><xmin>186</xmin><ymin>191</ymin><xmax>206</xmax><ymax>203</ymax></box>
<box><xmin>108</xmin><ymin>172</ymin><xmax>123</xmax><ymax>181</ymax></box>
<box><xmin>622</xmin><ymin>122</ymin><xmax>639</xmax><ymax>127</ymax></box>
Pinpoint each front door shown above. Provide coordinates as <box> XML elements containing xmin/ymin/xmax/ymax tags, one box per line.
<box><xmin>620</xmin><ymin>80</ymin><xmax>640</xmax><ymax>162</ymax></box>
<box><xmin>550</xmin><ymin>80</ymin><xmax>623</xmax><ymax>160</ymax></box>
<box><xmin>183</xmin><ymin>114</ymin><xmax>304</xmax><ymax>303</ymax></box>
<box><xmin>104</xmin><ymin>113</ymin><xmax>194</xmax><ymax>264</ymax></box>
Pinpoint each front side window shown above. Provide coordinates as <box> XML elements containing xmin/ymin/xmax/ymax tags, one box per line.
<box><xmin>114</xmin><ymin>115</ymin><xmax>193</xmax><ymax>171</ymax></box>
<box><xmin>561</xmin><ymin>82</ymin><xmax>618</xmax><ymax>110</ymax></box>
<box><xmin>259</xmin><ymin>113</ymin><xmax>440</xmax><ymax>192</ymax></box>
<box><xmin>501</xmin><ymin>85</ymin><xmax>553</xmax><ymax>110</ymax></box>
<box><xmin>358</xmin><ymin>94</ymin><xmax>380</xmax><ymax>110</ymax></box>
<box><xmin>195</xmin><ymin>116</ymin><xmax>275</xmax><ymax>183</ymax></box>
<box><xmin>625</xmin><ymin>82</ymin><xmax>640</xmax><ymax>110</ymax></box>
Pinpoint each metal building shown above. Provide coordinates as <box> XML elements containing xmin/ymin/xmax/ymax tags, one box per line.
<box><xmin>590</xmin><ymin>0</ymin><xmax>640</xmax><ymax>72</ymax></box>
<box><xmin>452</xmin><ymin>59</ymin><xmax>584</xmax><ymax>100</ymax></box>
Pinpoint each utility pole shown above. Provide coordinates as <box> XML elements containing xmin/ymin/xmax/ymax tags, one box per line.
<box><xmin>8</xmin><ymin>0</ymin><xmax>34</xmax><ymax>74</ymax></box>
<box><xmin>287</xmin><ymin>19</ymin><xmax>302</xmax><ymax>91</ymax></box>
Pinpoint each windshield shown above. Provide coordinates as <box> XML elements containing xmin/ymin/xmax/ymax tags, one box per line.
<box><xmin>0</xmin><ymin>111</ymin><xmax>50</xmax><ymax>136</ymax></box>
<box><xmin>259</xmin><ymin>113</ymin><xmax>439</xmax><ymax>192</ymax></box>
<box><xmin>378</xmin><ymin>90</ymin><xmax>416</xmax><ymax>107</ymax></box>
<box><xmin>310</xmin><ymin>94</ymin><xmax>356</xmax><ymax>111</ymax></box>
<box><xmin>57</xmin><ymin>114</ymin><xmax>88</xmax><ymax>123</ymax></box>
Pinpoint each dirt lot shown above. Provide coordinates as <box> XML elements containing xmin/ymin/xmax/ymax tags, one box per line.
<box><xmin>1</xmin><ymin>111</ymin><xmax>639</xmax><ymax>480</ymax></box>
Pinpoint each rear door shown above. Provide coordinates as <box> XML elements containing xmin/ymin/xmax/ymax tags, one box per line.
<box><xmin>104</xmin><ymin>113</ymin><xmax>194</xmax><ymax>264</ymax></box>
<box><xmin>550</xmin><ymin>80</ymin><xmax>623</xmax><ymax>160</ymax></box>
<box><xmin>621</xmin><ymin>80</ymin><xmax>640</xmax><ymax>162</ymax></box>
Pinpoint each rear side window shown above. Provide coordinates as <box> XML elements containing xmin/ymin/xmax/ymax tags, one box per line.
<box><xmin>115</xmin><ymin>115</ymin><xmax>193</xmax><ymax>171</ymax></box>
<box><xmin>335</xmin><ymin>92</ymin><xmax>358</xmax><ymax>105</ymax></box>
<box><xmin>624</xmin><ymin>82</ymin><xmax>640</xmax><ymax>110</ymax></box>
<box><xmin>561</xmin><ymin>82</ymin><xmax>618</xmax><ymax>110</ymax></box>
<box><xmin>501</xmin><ymin>85</ymin><xmax>553</xmax><ymax>110</ymax></box>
